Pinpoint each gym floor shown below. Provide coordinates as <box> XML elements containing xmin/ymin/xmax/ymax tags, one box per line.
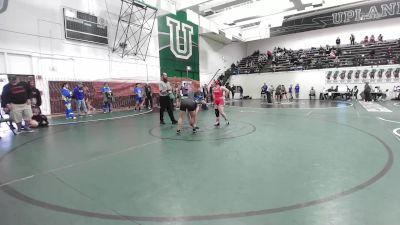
<box><xmin>1</xmin><ymin>99</ymin><xmax>400</xmax><ymax>225</ymax></box>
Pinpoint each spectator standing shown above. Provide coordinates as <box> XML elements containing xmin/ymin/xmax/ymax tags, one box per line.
<box><xmin>295</xmin><ymin>84</ymin><xmax>300</xmax><ymax>99</ymax></box>
<box><xmin>202</xmin><ymin>84</ymin><xmax>208</xmax><ymax>102</ymax></box>
<box><xmin>61</xmin><ymin>83</ymin><xmax>76</xmax><ymax>119</ymax></box>
<box><xmin>238</xmin><ymin>86</ymin><xmax>243</xmax><ymax>99</ymax></box>
<box><xmin>159</xmin><ymin>73</ymin><xmax>177</xmax><ymax>124</ymax></box>
<box><xmin>281</xmin><ymin>85</ymin><xmax>288</xmax><ymax>100</ymax></box>
<box><xmin>83</xmin><ymin>85</ymin><xmax>95</xmax><ymax>113</ymax></box>
<box><xmin>336</xmin><ymin>37</ymin><xmax>341</xmax><ymax>46</ymax></box>
<box><xmin>133</xmin><ymin>83</ymin><xmax>144</xmax><ymax>112</ymax></box>
<box><xmin>269</xmin><ymin>85</ymin><xmax>275</xmax><ymax>102</ymax></box>
<box><xmin>288</xmin><ymin>84</ymin><xmax>293</xmax><ymax>100</ymax></box>
<box><xmin>261</xmin><ymin>83</ymin><xmax>268</xmax><ymax>99</ymax></box>
<box><xmin>209</xmin><ymin>83</ymin><xmax>214</xmax><ymax>103</ymax></box>
<box><xmin>28</xmin><ymin>81</ymin><xmax>45</xmax><ymax>128</ymax></box>
<box><xmin>144</xmin><ymin>83</ymin><xmax>153</xmax><ymax>109</ymax></box>
<box><xmin>1</xmin><ymin>75</ymin><xmax>34</xmax><ymax>132</ymax></box>
<box><xmin>73</xmin><ymin>82</ymin><xmax>89</xmax><ymax>116</ymax></box>
<box><xmin>350</xmin><ymin>34</ymin><xmax>355</xmax><ymax>45</ymax></box>
<box><xmin>364</xmin><ymin>82</ymin><xmax>372</xmax><ymax>101</ymax></box>
<box><xmin>230</xmin><ymin>63</ymin><xmax>236</xmax><ymax>74</ymax></box>
<box><xmin>352</xmin><ymin>86</ymin><xmax>359</xmax><ymax>100</ymax></box>
<box><xmin>101</xmin><ymin>83</ymin><xmax>113</xmax><ymax>113</ymax></box>
<box><xmin>230</xmin><ymin>84</ymin><xmax>236</xmax><ymax>100</ymax></box>
<box><xmin>275</xmin><ymin>85</ymin><xmax>282</xmax><ymax>104</ymax></box>
<box><xmin>29</xmin><ymin>81</ymin><xmax>41</xmax><ymax>108</ymax></box>
<box><xmin>378</xmin><ymin>34</ymin><xmax>383</xmax><ymax>42</ymax></box>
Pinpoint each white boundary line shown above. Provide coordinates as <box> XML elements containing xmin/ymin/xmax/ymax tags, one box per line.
<box><xmin>0</xmin><ymin>139</ymin><xmax>161</xmax><ymax>188</ymax></box>
<box><xmin>393</xmin><ymin>128</ymin><xmax>400</xmax><ymax>142</ymax></box>
<box><xmin>49</xmin><ymin>110</ymin><xmax>153</xmax><ymax>126</ymax></box>
<box><xmin>377</xmin><ymin>117</ymin><xmax>400</xmax><ymax>124</ymax></box>
<box><xmin>1</xmin><ymin>110</ymin><xmax>155</xmax><ymax>187</ymax></box>
<box><xmin>393</xmin><ymin>128</ymin><xmax>400</xmax><ymax>138</ymax></box>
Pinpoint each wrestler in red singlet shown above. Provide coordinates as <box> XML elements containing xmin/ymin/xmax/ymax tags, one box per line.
<box><xmin>213</xmin><ymin>85</ymin><xmax>224</xmax><ymax>106</ymax></box>
<box><xmin>212</xmin><ymin>80</ymin><xmax>229</xmax><ymax>126</ymax></box>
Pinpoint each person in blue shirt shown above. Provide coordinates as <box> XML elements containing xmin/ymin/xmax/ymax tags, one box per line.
<box><xmin>133</xmin><ymin>83</ymin><xmax>144</xmax><ymax>112</ymax></box>
<box><xmin>295</xmin><ymin>83</ymin><xmax>300</xmax><ymax>99</ymax></box>
<box><xmin>101</xmin><ymin>83</ymin><xmax>113</xmax><ymax>113</ymax></box>
<box><xmin>288</xmin><ymin>84</ymin><xmax>293</xmax><ymax>101</ymax></box>
<box><xmin>261</xmin><ymin>83</ymin><xmax>268</xmax><ymax>99</ymax></box>
<box><xmin>61</xmin><ymin>83</ymin><xmax>76</xmax><ymax>119</ymax></box>
<box><xmin>73</xmin><ymin>82</ymin><xmax>89</xmax><ymax>116</ymax></box>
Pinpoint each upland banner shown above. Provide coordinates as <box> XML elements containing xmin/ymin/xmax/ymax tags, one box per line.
<box><xmin>271</xmin><ymin>0</ymin><xmax>400</xmax><ymax>37</ymax></box>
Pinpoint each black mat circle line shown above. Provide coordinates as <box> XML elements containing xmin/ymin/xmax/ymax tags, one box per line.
<box><xmin>0</xmin><ymin>112</ymin><xmax>394</xmax><ymax>222</ymax></box>
<box><xmin>148</xmin><ymin>120</ymin><xmax>256</xmax><ymax>141</ymax></box>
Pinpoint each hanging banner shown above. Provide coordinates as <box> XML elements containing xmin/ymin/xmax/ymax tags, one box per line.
<box><xmin>158</xmin><ymin>11</ymin><xmax>199</xmax><ymax>81</ymax></box>
<box><xmin>271</xmin><ymin>0</ymin><xmax>400</xmax><ymax>37</ymax></box>
<box><xmin>325</xmin><ymin>67</ymin><xmax>400</xmax><ymax>84</ymax></box>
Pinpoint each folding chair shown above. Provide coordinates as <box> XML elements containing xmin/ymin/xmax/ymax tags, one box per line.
<box><xmin>0</xmin><ymin>109</ymin><xmax>16</xmax><ymax>137</ymax></box>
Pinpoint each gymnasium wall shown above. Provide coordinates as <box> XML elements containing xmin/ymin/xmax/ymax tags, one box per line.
<box><xmin>230</xmin><ymin>66</ymin><xmax>400</xmax><ymax>100</ymax></box>
<box><xmin>246</xmin><ymin>17</ymin><xmax>400</xmax><ymax>55</ymax></box>
<box><xmin>0</xmin><ymin>0</ymin><xmax>161</xmax><ymax>114</ymax></box>
<box><xmin>199</xmin><ymin>36</ymin><xmax>246</xmax><ymax>85</ymax></box>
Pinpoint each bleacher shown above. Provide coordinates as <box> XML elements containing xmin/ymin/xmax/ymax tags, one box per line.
<box><xmin>228</xmin><ymin>38</ymin><xmax>400</xmax><ymax>75</ymax></box>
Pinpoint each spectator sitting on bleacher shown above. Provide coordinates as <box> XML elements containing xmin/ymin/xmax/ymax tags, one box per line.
<box><xmin>336</xmin><ymin>37</ymin><xmax>341</xmax><ymax>46</ymax></box>
<box><xmin>315</xmin><ymin>58</ymin><xmax>323</xmax><ymax>69</ymax></box>
<box><xmin>378</xmin><ymin>34</ymin><xmax>383</xmax><ymax>42</ymax></box>
<box><xmin>387</xmin><ymin>47</ymin><xmax>393</xmax><ymax>56</ymax></box>
<box><xmin>329</xmin><ymin>50</ymin><xmax>336</xmax><ymax>58</ymax></box>
<box><xmin>336</xmin><ymin>47</ymin><xmax>342</xmax><ymax>56</ymax></box>
<box><xmin>396</xmin><ymin>54</ymin><xmax>400</xmax><ymax>64</ymax></box>
<box><xmin>363</xmin><ymin>35</ymin><xmax>369</xmax><ymax>44</ymax></box>
<box><xmin>369</xmin><ymin>35</ymin><xmax>376</xmax><ymax>44</ymax></box>
<box><xmin>325</xmin><ymin>45</ymin><xmax>331</xmax><ymax>55</ymax></box>
<box><xmin>319</xmin><ymin>46</ymin><xmax>324</xmax><ymax>55</ymax></box>
<box><xmin>333</xmin><ymin>56</ymin><xmax>340</xmax><ymax>67</ymax></box>
<box><xmin>309</xmin><ymin>87</ymin><xmax>316</xmax><ymax>100</ymax></box>
<box><xmin>360</xmin><ymin>55</ymin><xmax>366</xmax><ymax>66</ymax></box>
<box><xmin>369</xmin><ymin>49</ymin><xmax>376</xmax><ymax>59</ymax></box>
<box><xmin>267</xmin><ymin>50</ymin><xmax>273</xmax><ymax>60</ymax></box>
<box><xmin>352</xmin><ymin>55</ymin><xmax>359</xmax><ymax>66</ymax></box>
